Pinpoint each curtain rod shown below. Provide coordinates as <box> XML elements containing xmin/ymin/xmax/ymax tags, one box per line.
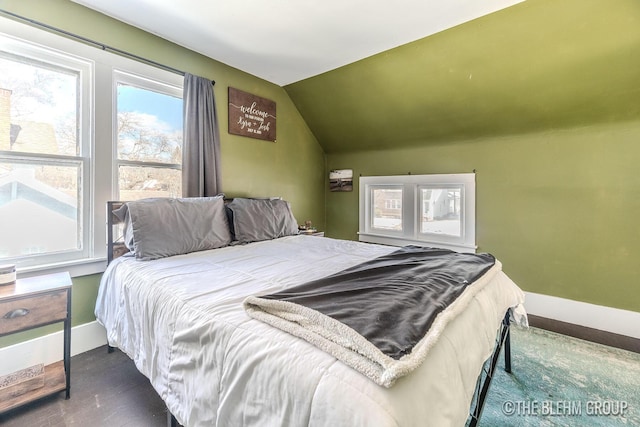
<box><xmin>0</xmin><ymin>8</ymin><xmax>215</xmax><ymax>86</ymax></box>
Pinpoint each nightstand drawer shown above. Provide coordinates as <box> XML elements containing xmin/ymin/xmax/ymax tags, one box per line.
<box><xmin>0</xmin><ymin>289</ymin><xmax>68</xmax><ymax>335</ymax></box>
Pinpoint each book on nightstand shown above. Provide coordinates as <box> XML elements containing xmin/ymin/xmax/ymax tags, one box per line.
<box><xmin>0</xmin><ymin>264</ymin><xmax>16</xmax><ymax>286</ymax></box>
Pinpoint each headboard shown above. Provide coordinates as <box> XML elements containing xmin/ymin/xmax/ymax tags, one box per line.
<box><xmin>107</xmin><ymin>201</ymin><xmax>130</xmax><ymax>264</ymax></box>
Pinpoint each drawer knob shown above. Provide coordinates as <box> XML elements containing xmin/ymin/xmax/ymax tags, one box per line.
<box><xmin>3</xmin><ymin>308</ymin><xmax>30</xmax><ymax>319</ymax></box>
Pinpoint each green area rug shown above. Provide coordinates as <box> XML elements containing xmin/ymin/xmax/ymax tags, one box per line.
<box><xmin>479</xmin><ymin>327</ymin><xmax>640</xmax><ymax>426</ymax></box>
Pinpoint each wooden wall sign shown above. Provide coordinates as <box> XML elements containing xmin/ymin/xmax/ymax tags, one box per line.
<box><xmin>228</xmin><ymin>87</ymin><xmax>276</xmax><ymax>142</ymax></box>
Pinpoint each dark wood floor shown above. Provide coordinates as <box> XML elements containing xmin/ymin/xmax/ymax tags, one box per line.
<box><xmin>0</xmin><ymin>346</ymin><xmax>168</xmax><ymax>427</ymax></box>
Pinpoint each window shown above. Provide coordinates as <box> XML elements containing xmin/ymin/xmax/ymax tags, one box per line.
<box><xmin>0</xmin><ymin>36</ymin><xmax>91</xmax><ymax>268</ymax></box>
<box><xmin>372</xmin><ymin>187</ymin><xmax>403</xmax><ymax>231</ymax></box>
<box><xmin>115</xmin><ymin>72</ymin><xmax>183</xmax><ymax>201</ymax></box>
<box><xmin>419</xmin><ymin>187</ymin><xmax>462</xmax><ymax>237</ymax></box>
<box><xmin>0</xmin><ymin>16</ymin><xmax>183</xmax><ymax>275</ymax></box>
<box><xmin>359</xmin><ymin>174</ymin><xmax>476</xmax><ymax>252</ymax></box>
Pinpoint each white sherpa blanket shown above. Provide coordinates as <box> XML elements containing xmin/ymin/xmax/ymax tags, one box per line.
<box><xmin>244</xmin><ymin>256</ymin><xmax>504</xmax><ymax>388</ymax></box>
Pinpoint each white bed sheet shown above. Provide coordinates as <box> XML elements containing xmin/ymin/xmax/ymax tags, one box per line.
<box><xmin>95</xmin><ymin>235</ymin><xmax>526</xmax><ymax>427</ymax></box>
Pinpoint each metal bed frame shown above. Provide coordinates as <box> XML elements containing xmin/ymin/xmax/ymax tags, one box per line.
<box><xmin>105</xmin><ymin>201</ymin><xmax>513</xmax><ymax>427</ymax></box>
<box><xmin>467</xmin><ymin>312</ymin><xmax>512</xmax><ymax>427</ymax></box>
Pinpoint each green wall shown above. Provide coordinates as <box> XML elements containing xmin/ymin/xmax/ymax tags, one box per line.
<box><xmin>2</xmin><ymin>0</ymin><xmax>638</xmax><ymax>351</ymax></box>
<box><xmin>286</xmin><ymin>0</ymin><xmax>640</xmax><ymax>154</ymax></box>
<box><xmin>326</xmin><ymin>121</ymin><xmax>640</xmax><ymax>312</ymax></box>
<box><xmin>284</xmin><ymin>0</ymin><xmax>640</xmax><ymax>314</ymax></box>
<box><xmin>0</xmin><ymin>0</ymin><xmax>325</xmax><ymax>348</ymax></box>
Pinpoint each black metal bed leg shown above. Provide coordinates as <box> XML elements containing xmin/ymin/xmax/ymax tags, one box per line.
<box><xmin>167</xmin><ymin>410</ymin><xmax>179</xmax><ymax>427</ymax></box>
<box><xmin>503</xmin><ymin>314</ymin><xmax>512</xmax><ymax>374</ymax></box>
<box><xmin>467</xmin><ymin>311</ymin><xmax>513</xmax><ymax>427</ymax></box>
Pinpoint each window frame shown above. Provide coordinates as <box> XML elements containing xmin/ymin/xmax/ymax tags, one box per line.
<box><xmin>366</xmin><ymin>184</ymin><xmax>405</xmax><ymax>236</ymax></box>
<box><xmin>112</xmin><ymin>70</ymin><xmax>183</xmax><ymax>201</ymax></box>
<box><xmin>359</xmin><ymin>173</ymin><xmax>476</xmax><ymax>252</ymax></box>
<box><xmin>0</xmin><ymin>30</ymin><xmax>93</xmax><ymax>271</ymax></box>
<box><xmin>0</xmin><ymin>15</ymin><xmax>184</xmax><ymax>278</ymax></box>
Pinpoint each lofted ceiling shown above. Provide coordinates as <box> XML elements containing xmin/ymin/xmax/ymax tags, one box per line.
<box><xmin>71</xmin><ymin>0</ymin><xmax>523</xmax><ymax>86</ymax></box>
<box><xmin>285</xmin><ymin>0</ymin><xmax>640</xmax><ymax>153</ymax></box>
<box><xmin>71</xmin><ymin>0</ymin><xmax>640</xmax><ymax>154</ymax></box>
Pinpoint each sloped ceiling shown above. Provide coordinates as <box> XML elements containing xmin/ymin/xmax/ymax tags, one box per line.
<box><xmin>285</xmin><ymin>0</ymin><xmax>640</xmax><ymax>153</ymax></box>
<box><xmin>71</xmin><ymin>0</ymin><xmax>523</xmax><ymax>86</ymax></box>
<box><xmin>72</xmin><ymin>0</ymin><xmax>640</xmax><ymax>154</ymax></box>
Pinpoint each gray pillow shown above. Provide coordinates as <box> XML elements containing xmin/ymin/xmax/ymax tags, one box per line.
<box><xmin>114</xmin><ymin>196</ymin><xmax>231</xmax><ymax>260</ymax></box>
<box><xmin>226</xmin><ymin>198</ymin><xmax>299</xmax><ymax>243</ymax></box>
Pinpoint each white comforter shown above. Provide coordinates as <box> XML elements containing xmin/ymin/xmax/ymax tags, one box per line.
<box><xmin>95</xmin><ymin>235</ymin><xmax>526</xmax><ymax>427</ymax></box>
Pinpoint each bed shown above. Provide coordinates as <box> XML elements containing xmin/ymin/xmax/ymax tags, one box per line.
<box><xmin>96</xmin><ymin>196</ymin><xmax>527</xmax><ymax>427</ymax></box>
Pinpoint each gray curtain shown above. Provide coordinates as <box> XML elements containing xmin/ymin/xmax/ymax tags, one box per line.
<box><xmin>182</xmin><ymin>73</ymin><xmax>221</xmax><ymax>197</ymax></box>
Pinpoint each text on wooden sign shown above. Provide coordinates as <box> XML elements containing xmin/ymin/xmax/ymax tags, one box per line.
<box><xmin>228</xmin><ymin>87</ymin><xmax>276</xmax><ymax>142</ymax></box>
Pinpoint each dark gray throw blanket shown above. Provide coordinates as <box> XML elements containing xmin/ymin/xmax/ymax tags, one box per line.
<box><xmin>244</xmin><ymin>246</ymin><xmax>498</xmax><ymax>387</ymax></box>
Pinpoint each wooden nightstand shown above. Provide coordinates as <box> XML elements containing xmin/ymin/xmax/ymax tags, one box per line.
<box><xmin>0</xmin><ymin>272</ymin><xmax>72</xmax><ymax>413</ymax></box>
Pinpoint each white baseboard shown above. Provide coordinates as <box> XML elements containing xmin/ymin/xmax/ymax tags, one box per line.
<box><xmin>0</xmin><ymin>320</ymin><xmax>107</xmax><ymax>377</ymax></box>
<box><xmin>524</xmin><ymin>292</ymin><xmax>640</xmax><ymax>340</ymax></box>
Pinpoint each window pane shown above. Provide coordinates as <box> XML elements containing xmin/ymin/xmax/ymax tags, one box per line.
<box><xmin>372</xmin><ymin>188</ymin><xmax>402</xmax><ymax>230</ymax></box>
<box><xmin>0</xmin><ymin>162</ymin><xmax>80</xmax><ymax>258</ymax></box>
<box><xmin>420</xmin><ymin>188</ymin><xmax>462</xmax><ymax>237</ymax></box>
<box><xmin>117</xmin><ymin>84</ymin><xmax>182</xmax><ymax>164</ymax></box>
<box><xmin>118</xmin><ymin>165</ymin><xmax>181</xmax><ymax>201</ymax></box>
<box><xmin>0</xmin><ymin>55</ymin><xmax>79</xmax><ymax>156</ymax></box>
